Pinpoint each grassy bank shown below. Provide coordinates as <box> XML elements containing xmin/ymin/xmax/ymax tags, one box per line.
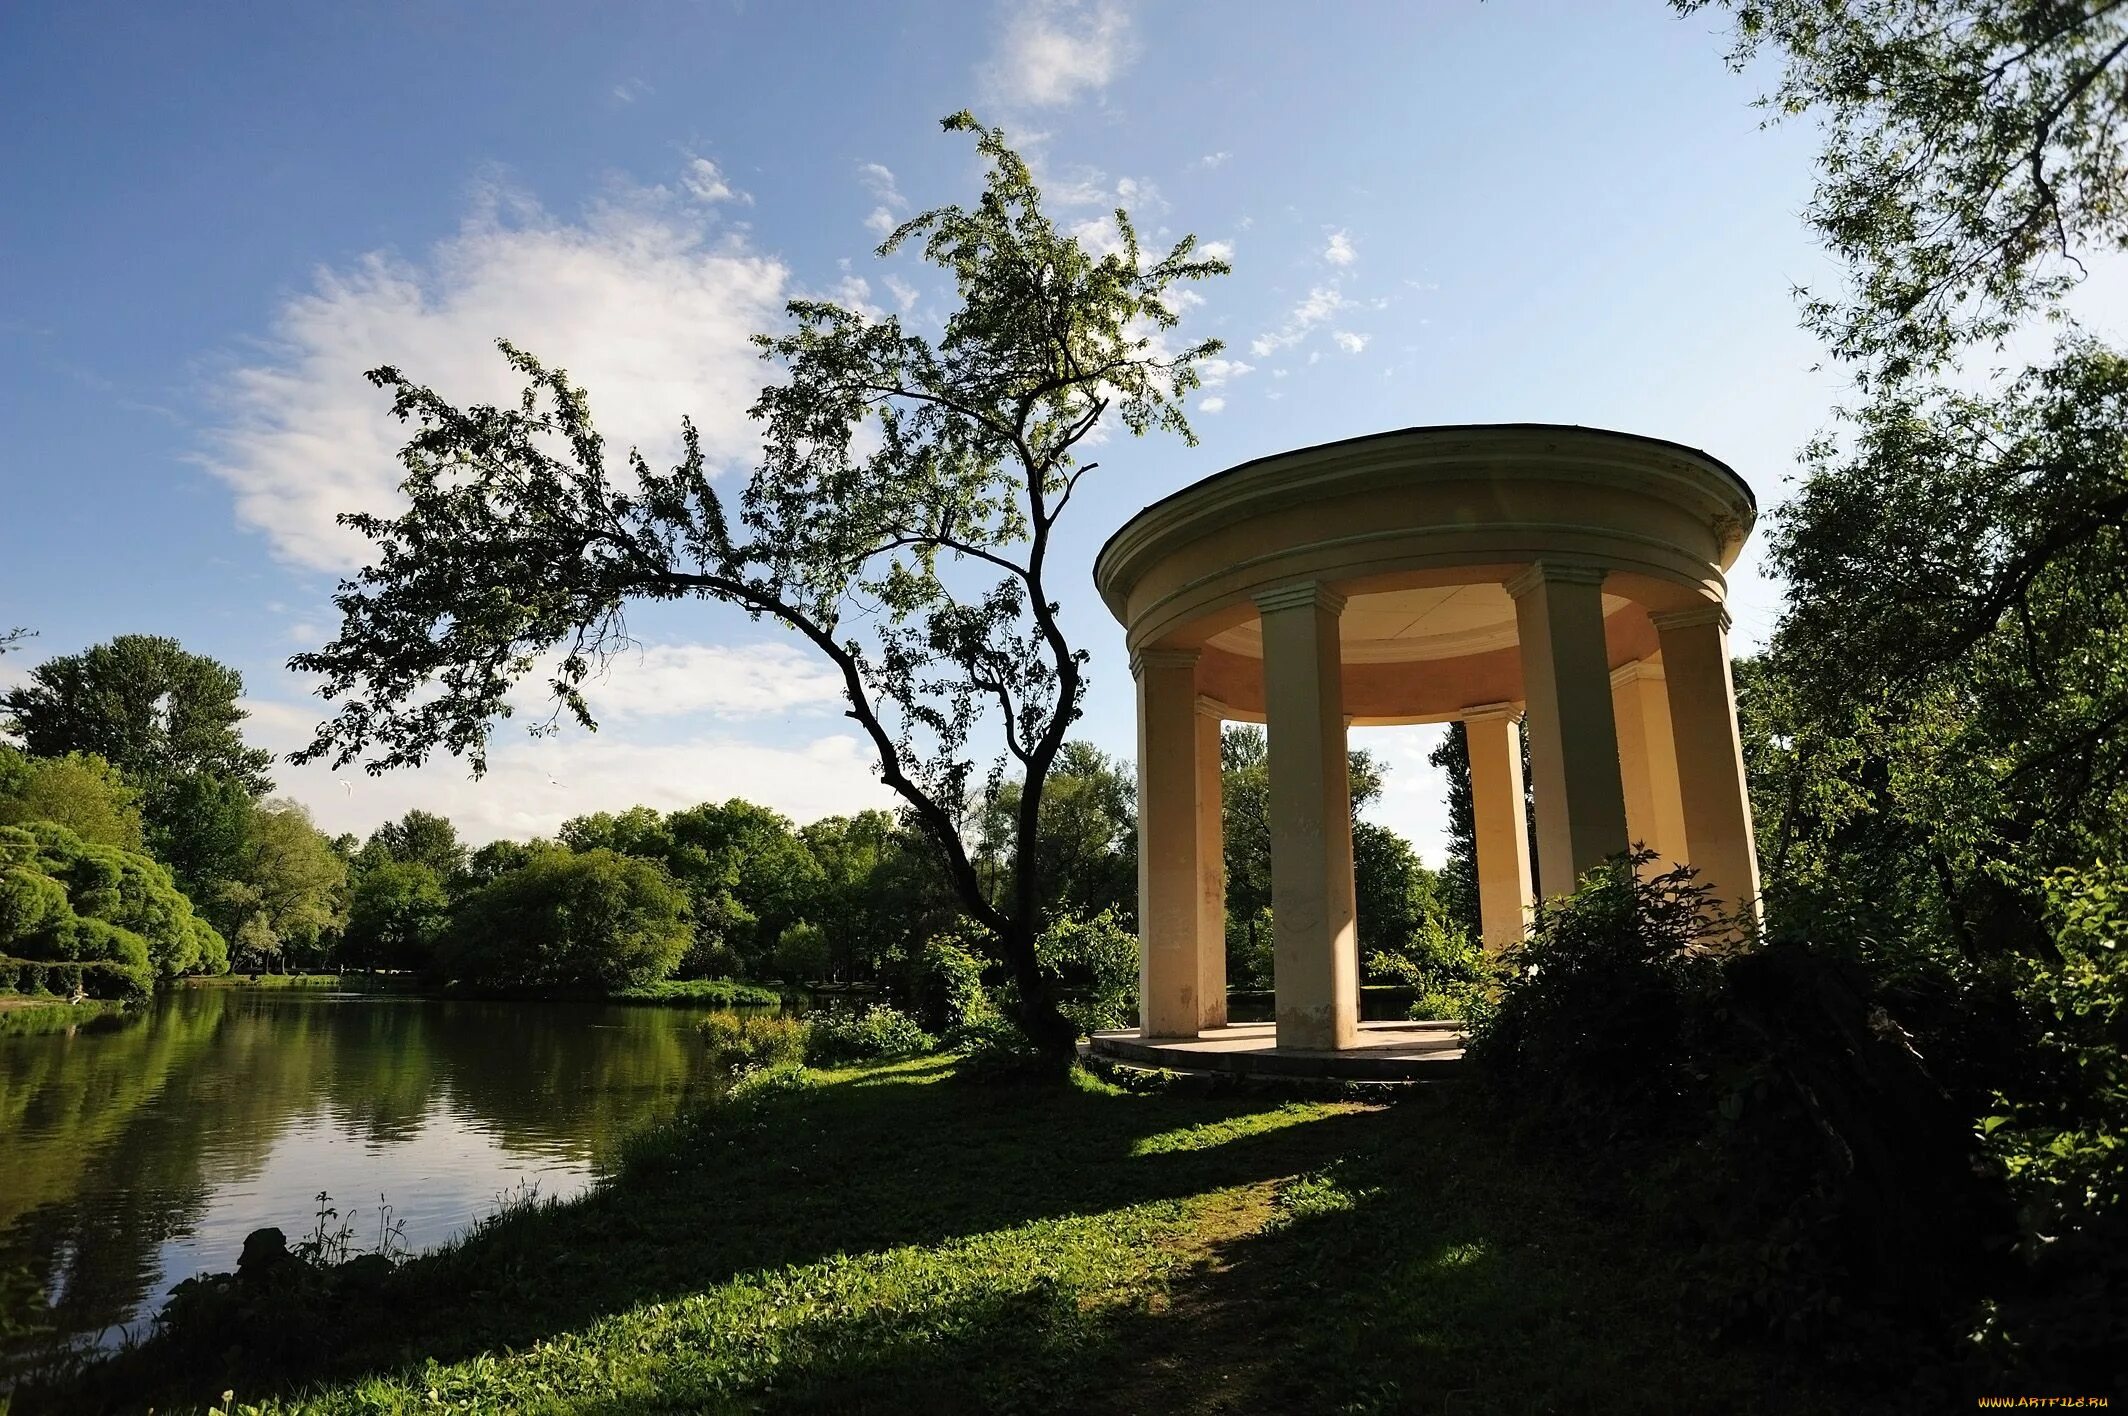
<box><xmin>171</xmin><ymin>975</ymin><xmax>784</xmax><ymax>1007</ymax></box>
<box><xmin>0</xmin><ymin>994</ymin><xmax>130</xmax><ymax>1038</ymax></box>
<box><xmin>44</xmin><ymin>1058</ymin><xmax>1868</xmax><ymax>1415</ymax></box>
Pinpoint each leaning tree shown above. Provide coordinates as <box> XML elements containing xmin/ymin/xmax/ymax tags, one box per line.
<box><xmin>291</xmin><ymin>114</ymin><xmax>1228</xmax><ymax>1057</ymax></box>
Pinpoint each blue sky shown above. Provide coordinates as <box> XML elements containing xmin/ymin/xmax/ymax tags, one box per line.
<box><xmin>0</xmin><ymin>0</ymin><xmax>1853</xmax><ymax>857</ymax></box>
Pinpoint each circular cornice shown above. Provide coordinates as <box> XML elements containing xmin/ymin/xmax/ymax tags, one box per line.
<box><xmin>1093</xmin><ymin>423</ymin><xmax>1757</xmax><ymax>624</ymax></box>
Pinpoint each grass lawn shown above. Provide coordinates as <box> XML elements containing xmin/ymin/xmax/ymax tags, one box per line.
<box><xmin>57</xmin><ymin>1059</ymin><xmax>1857</xmax><ymax>1415</ymax></box>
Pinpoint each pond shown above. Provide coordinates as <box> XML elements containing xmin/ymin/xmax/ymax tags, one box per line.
<box><xmin>0</xmin><ymin>986</ymin><xmax>749</xmax><ymax>1376</ymax></box>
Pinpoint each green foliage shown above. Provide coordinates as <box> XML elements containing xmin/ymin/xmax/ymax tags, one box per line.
<box><xmin>770</xmin><ymin>919</ymin><xmax>829</xmax><ymax>983</ymax></box>
<box><xmin>440</xmin><ymin>847</ymin><xmax>690</xmax><ymax>991</ymax></box>
<box><xmin>360</xmin><ymin>809</ymin><xmax>467</xmax><ymax>884</ymax></box>
<box><xmin>1969</xmin><ymin>861</ymin><xmax>2128</xmax><ymax>1379</ymax></box>
<box><xmin>1035</xmin><ymin>908</ymin><xmax>1138</xmax><ymax>1033</ymax></box>
<box><xmin>1473</xmin><ymin>855</ymin><xmax>1730</xmax><ymax>1136</ymax></box>
<box><xmin>1369</xmin><ymin>917</ymin><xmax>1500</xmax><ymax>1025</ymax></box>
<box><xmin>1427</xmin><ymin>722</ymin><xmax>1482</xmax><ymax>940</ymax></box>
<box><xmin>606</xmin><ymin>978</ymin><xmax>780</xmax><ymax>1007</ymax></box>
<box><xmin>1</xmin><ymin>635</ymin><xmax>274</xmax><ymax>797</ymax></box>
<box><xmin>1681</xmin><ymin>0</ymin><xmax>2128</xmax><ymax>381</ymax></box>
<box><xmin>213</xmin><ymin>800</ymin><xmax>348</xmax><ymax>972</ymax></box>
<box><xmin>0</xmin><ymin>746</ymin><xmax>145</xmax><ymax>849</ymax></box>
<box><xmin>0</xmin><ymin>821</ymin><xmax>224</xmax><ymax>990</ymax></box>
<box><xmin>910</xmin><ymin>934</ymin><xmax>993</xmax><ymax>1035</ymax></box>
<box><xmin>804</xmin><ymin>1004</ymin><xmax>937</xmax><ymax>1065</ymax></box>
<box><xmin>342</xmin><ymin>860</ymin><xmax>448</xmax><ymax>972</ymax></box>
<box><xmin>696</xmin><ymin>1010</ymin><xmax>810</xmax><ymax>1070</ymax></box>
<box><xmin>975</xmin><ymin>742</ymin><xmax>1137</xmax><ymax>927</ymax></box>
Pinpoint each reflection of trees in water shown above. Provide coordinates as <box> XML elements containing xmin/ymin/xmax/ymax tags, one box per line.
<box><xmin>0</xmin><ymin>991</ymin><xmax>728</xmax><ymax>1375</ymax></box>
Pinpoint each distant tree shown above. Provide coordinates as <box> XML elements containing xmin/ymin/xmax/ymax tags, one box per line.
<box><xmin>459</xmin><ymin>837</ymin><xmax>554</xmax><ymax>893</ymax></box>
<box><xmin>1352</xmin><ymin>821</ymin><xmax>1445</xmax><ymax>962</ymax></box>
<box><xmin>1</xmin><ymin>635</ymin><xmax>274</xmax><ymax>801</ymax></box>
<box><xmin>772</xmin><ymin>919</ymin><xmax>830</xmax><ymax>984</ymax></box>
<box><xmin>1428</xmin><ymin>724</ymin><xmax>1481</xmax><ymax>940</ymax></box>
<box><xmin>343</xmin><ymin>860</ymin><xmax>449</xmax><ymax>972</ymax></box>
<box><xmin>214</xmin><ymin>800</ymin><xmax>348</xmax><ymax>972</ymax></box>
<box><xmin>441</xmin><ymin>847</ymin><xmax>691</xmax><ymax>991</ymax></box>
<box><xmin>975</xmin><ymin>741</ymin><xmax>1136</xmax><ymax>926</ymax></box>
<box><xmin>288</xmin><ymin>115</ymin><xmax>1227</xmax><ymax>1058</ymax></box>
<box><xmin>0</xmin><ymin>746</ymin><xmax>146</xmax><ymax>850</ymax></box>
<box><xmin>361</xmin><ymin>809</ymin><xmax>467</xmax><ymax>884</ymax></box>
<box><xmin>1219</xmin><ymin>724</ymin><xmax>1389</xmax><ymax>980</ymax></box>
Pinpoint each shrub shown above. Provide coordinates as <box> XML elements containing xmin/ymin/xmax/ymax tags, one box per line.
<box><xmin>0</xmin><ymin>822</ymin><xmax>226</xmax><ymax>979</ymax></box>
<box><xmin>697</xmin><ymin>1010</ymin><xmax>810</xmax><ymax>1069</ymax></box>
<box><xmin>805</xmin><ymin>1004</ymin><xmax>935</xmax><ymax>1064</ymax></box>
<box><xmin>1968</xmin><ymin>862</ymin><xmax>2128</xmax><ymax>1382</ymax></box>
<box><xmin>1037</xmin><ymin>909</ymin><xmax>1138</xmax><ymax>1032</ymax></box>
<box><xmin>912</xmin><ymin>933</ymin><xmax>992</xmax><ymax>1034</ymax></box>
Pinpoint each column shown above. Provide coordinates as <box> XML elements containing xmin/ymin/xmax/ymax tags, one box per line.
<box><xmin>1463</xmin><ymin>705</ymin><xmax>1535</xmax><ymax>952</ymax></box>
<box><xmin>1610</xmin><ymin>661</ymin><xmax>1688</xmax><ymax>869</ymax></box>
<box><xmin>1133</xmin><ymin>648</ymin><xmax>1204</xmax><ymax>1038</ymax></box>
<box><xmin>1194</xmin><ymin>696</ymin><xmax>1228</xmax><ymax>1029</ymax></box>
<box><xmin>1507</xmin><ymin>563</ymin><xmax>1631</xmax><ymax>895</ymax></box>
<box><xmin>1652</xmin><ymin>606</ymin><xmax>1762</xmax><ymax>921</ymax></box>
<box><xmin>1255</xmin><ymin>582</ymin><xmax>1358</xmax><ymax>1051</ymax></box>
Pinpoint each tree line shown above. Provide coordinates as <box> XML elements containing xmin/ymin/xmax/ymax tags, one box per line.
<box><xmin>1</xmin><ymin>633</ymin><xmax>1479</xmax><ymax>1004</ymax></box>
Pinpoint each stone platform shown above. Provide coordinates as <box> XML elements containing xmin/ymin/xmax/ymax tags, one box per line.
<box><xmin>1086</xmin><ymin>1019</ymin><xmax>1466</xmax><ymax>1083</ymax></box>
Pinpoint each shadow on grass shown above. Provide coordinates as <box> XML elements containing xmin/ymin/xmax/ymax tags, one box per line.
<box><xmin>44</xmin><ymin>1060</ymin><xmax>1871</xmax><ymax>1415</ymax></box>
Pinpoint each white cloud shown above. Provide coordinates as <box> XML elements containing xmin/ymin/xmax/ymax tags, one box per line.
<box><xmin>1198</xmin><ymin>239</ymin><xmax>1235</xmax><ymax>262</ymax></box>
<box><xmin>1332</xmin><ymin>330</ymin><xmax>1369</xmax><ymax>354</ymax></box>
<box><xmin>1323</xmin><ymin>228</ymin><xmax>1356</xmax><ymax>267</ymax></box>
<box><xmin>681</xmin><ymin>156</ymin><xmax>749</xmax><ymax>206</ymax></box>
<box><xmin>1195</xmin><ymin>356</ymin><xmax>1254</xmax><ymax>387</ymax></box>
<box><xmin>246</xmin><ymin>639</ymin><xmax>884</xmax><ymax>842</ymax></box>
<box><xmin>982</xmin><ymin>0</ymin><xmax>1134</xmax><ymax>108</ymax></box>
<box><xmin>202</xmin><ymin>172</ymin><xmax>789</xmax><ymax>571</ymax></box>
<box><xmin>1249</xmin><ymin>285</ymin><xmax>1352</xmax><ymax>357</ymax></box>
<box><xmin>859</xmin><ymin>162</ymin><xmax>906</xmax><ymax>238</ymax></box>
<box><xmin>570</xmin><ymin>642</ymin><xmax>846</xmax><ymax>720</ymax></box>
<box><xmin>857</xmin><ymin>162</ymin><xmax>903</xmax><ymax>207</ymax></box>
<box><xmin>1068</xmin><ymin>214</ymin><xmax>1128</xmax><ymax>260</ymax></box>
<box><xmin>1198</xmin><ymin>395</ymin><xmax>1226</xmax><ymax>414</ymax></box>
<box><xmin>883</xmin><ymin>275</ymin><xmax>920</xmax><ymax>312</ymax></box>
<box><xmin>611</xmin><ymin>78</ymin><xmax>652</xmax><ymax>105</ymax></box>
<box><xmin>1196</xmin><ymin>151</ymin><xmax>1231</xmax><ymax>170</ymax></box>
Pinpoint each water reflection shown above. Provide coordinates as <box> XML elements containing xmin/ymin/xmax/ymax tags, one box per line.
<box><xmin>0</xmin><ymin>988</ymin><xmax>734</xmax><ymax>1372</ymax></box>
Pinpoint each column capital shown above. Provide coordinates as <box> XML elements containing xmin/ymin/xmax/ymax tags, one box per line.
<box><xmin>1195</xmin><ymin>693</ymin><xmax>1230</xmax><ymax>720</ymax></box>
<box><xmin>1609</xmin><ymin>659</ymin><xmax>1667</xmax><ymax>689</ymax></box>
<box><xmin>1650</xmin><ymin>604</ymin><xmax>1732</xmax><ymax>633</ymax></box>
<box><xmin>1459</xmin><ymin>701</ymin><xmax>1519</xmax><ymax>724</ymax></box>
<box><xmin>1253</xmin><ymin>581</ymin><xmax>1346</xmax><ymax>617</ymax></box>
<box><xmin>1504</xmin><ymin>562</ymin><xmax>1608</xmax><ymax>599</ymax></box>
<box><xmin>1130</xmin><ymin>646</ymin><xmax>1201</xmax><ymax>678</ymax></box>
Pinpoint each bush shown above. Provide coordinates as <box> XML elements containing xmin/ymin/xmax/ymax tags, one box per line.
<box><xmin>697</xmin><ymin>1010</ymin><xmax>810</xmax><ymax>1069</ymax></box>
<box><xmin>0</xmin><ymin>822</ymin><xmax>226</xmax><ymax>979</ymax></box>
<box><xmin>771</xmin><ymin>920</ymin><xmax>829</xmax><ymax>983</ymax></box>
<box><xmin>805</xmin><ymin>1004</ymin><xmax>935</xmax><ymax>1065</ymax></box>
<box><xmin>1475</xmin><ymin>851</ymin><xmax>2009</xmax><ymax>1372</ymax></box>
<box><xmin>911</xmin><ymin>933</ymin><xmax>992</xmax><ymax>1034</ymax></box>
<box><xmin>1037</xmin><ymin>909</ymin><xmax>1138</xmax><ymax>1032</ymax></box>
<box><xmin>1968</xmin><ymin>862</ymin><xmax>2128</xmax><ymax>1383</ymax></box>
